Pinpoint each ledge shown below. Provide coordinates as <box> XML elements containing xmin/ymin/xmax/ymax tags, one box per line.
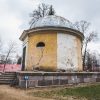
<box><xmin>16</xmin><ymin>71</ymin><xmax>100</xmax><ymax>76</ymax></box>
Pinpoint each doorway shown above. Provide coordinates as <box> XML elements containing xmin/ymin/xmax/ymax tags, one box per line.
<box><xmin>22</xmin><ymin>46</ymin><xmax>26</xmax><ymax>71</ymax></box>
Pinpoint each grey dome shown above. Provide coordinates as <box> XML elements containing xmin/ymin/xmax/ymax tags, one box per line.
<box><xmin>31</xmin><ymin>15</ymin><xmax>74</xmax><ymax>29</ymax></box>
<box><xmin>20</xmin><ymin>15</ymin><xmax>84</xmax><ymax>41</ymax></box>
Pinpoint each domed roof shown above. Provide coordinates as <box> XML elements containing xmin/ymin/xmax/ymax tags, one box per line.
<box><xmin>19</xmin><ymin>15</ymin><xmax>84</xmax><ymax>41</ymax></box>
<box><xmin>31</xmin><ymin>15</ymin><xmax>74</xmax><ymax>29</ymax></box>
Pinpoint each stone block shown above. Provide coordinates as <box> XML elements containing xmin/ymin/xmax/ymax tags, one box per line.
<box><xmin>92</xmin><ymin>75</ymin><xmax>97</xmax><ymax>78</ymax></box>
<box><xmin>60</xmin><ymin>79</ymin><xmax>68</xmax><ymax>85</ymax></box>
<box><xmin>68</xmin><ymin>80</ymin><xmax>73</xmax><ymax>84</ymax></box>
<box><xmin>19</xmin><ymin>80</ymin><xmax>29</xmax><ymax>88</ymax></box>
<box><xmin>79</xmin><ymin>77</ymin><xmax>84</xmax><ymax>83</ymax></box>
<box><xmin>96</xmin><ymin>78</ymin><xmax>100</xmax><ymax>82</ymax></box>
<box><xmin>45</xmin><ymin>80</ymin><xmax>52</xmax><ymax>86</ymax></box>
<box><xmin>44</xmin><ymin>76</ymin><xmax>53</xmax><ymax>80</ymax></box>
<box><xmin>84</xmin><ymin>78</ymin><xmax>91</xmax><ymax>83</ymax></box>
<box><xmin>53</xmin><ymin>79</ymin><xmax>59</xmax><ymax>85</ymax></box>
<box><xmin>97</xmin><ymin>74</ymin><xmax>100</xmax><ymax>78</ymax></box>
<box><xmin>28</xmin><ymin>80</ymin><xmax>36</xmax><ymax>87</ymax></box>
<box><xmin>90</xmin><ymin>78</ymin><xmax>96</xmax><ymax>83</ymax></box>
<box><xmin>38</xmin><ymin>80</ymin><xmax>45</xmax><ymax>86</ymax></box>
<box><xmin>29</xmin><ymin>76</ymin><xmax>43</xmax><ymax>80</ymax></box>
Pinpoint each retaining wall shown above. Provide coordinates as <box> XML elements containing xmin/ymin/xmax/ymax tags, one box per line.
<box><xmin>17</xmin><ymin>71</ymin><xmax>100</xmax><ymax>88</ymax></box>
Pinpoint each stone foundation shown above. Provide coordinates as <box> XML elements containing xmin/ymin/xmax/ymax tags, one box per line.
<box><xmin>17</xmin><ymin>71</ymin><xmax>100</xmax><ymax>88</ymax></box>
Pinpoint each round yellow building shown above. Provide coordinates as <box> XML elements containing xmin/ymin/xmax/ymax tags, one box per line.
<box><xmin>20</xmin><ymin>15</ymin><xmax>84</xmax><ymax>72</ymax></box>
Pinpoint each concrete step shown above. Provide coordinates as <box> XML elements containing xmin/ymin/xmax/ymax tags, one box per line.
<box><xmin>0</xmin><ymin>75</ymin><xmax>16</xmax><ymax>77</ymax></box>
<box><xmin>0</xmin><ymin>79</ymin><xmax>17</xmax><ymax>84</ymax></box>
<box><xmin>2</xmin><ymin>73</ymin><xmax>16</xmax><ymax>75</ymax></box>
<box><xmin>0</xmin><ymin>80</ymin><xmax>16</xmax><ymax>84</ymax></box>
<box><xmin>0</xmin><ymin>77</ymin><xmax>16</xmax><ymax>80</ymax></box>
<box><xmin>0</xmin><ymin>72</ymin><xmax>17</xmax><ymax>84</ymax></box>
<box><xmin>3</xmin><ymin>76</ymin><xmax>16</xmax><ymax>78</ymax></box>
<box><xmin>0</xmin><ymin>79</ymin><xmax>14</xmax><ymax>81</ymax></box>
<box><xmin>2</xmin><ymin>74</ymin><xmax>16</xmax><ymax>76</ymax></box>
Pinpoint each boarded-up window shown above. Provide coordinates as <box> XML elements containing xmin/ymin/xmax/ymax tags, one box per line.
<box><xmin>36</xmin><ymin>42</ymin><xmax>45</xmax><ymax>47</ymax></box>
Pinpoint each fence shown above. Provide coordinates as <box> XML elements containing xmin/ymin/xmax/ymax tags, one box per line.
<box><xmin>0</xmin><ymin>64</ymin><xmax>21</xmax><ymax>72</ymax></box>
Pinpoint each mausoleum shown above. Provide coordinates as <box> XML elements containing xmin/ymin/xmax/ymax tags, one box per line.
<box><xmin>20</xmin><ymin>15</ymin><xmax>84</xmax><ymax>71</ymax></box>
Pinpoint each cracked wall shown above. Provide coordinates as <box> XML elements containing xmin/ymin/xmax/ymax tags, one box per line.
<box><xmin>23</xmin><ymin>31</ymin><xmax>82</xmax><ymax>71</ymax></box>
<box><xmin>57</xmin><ymin>33</ymin><xmax>82</xmax><ymax>71</ymax></box>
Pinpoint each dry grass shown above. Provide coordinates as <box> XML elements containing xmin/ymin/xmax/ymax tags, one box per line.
<box><xmin>0</xmin><ymin>85</ymin><xmax>53</xmax><ymax>100</ymax></box>
<box><xmin>0</xmin><ymin>83</ymin><xmax>100</xmax><ymax>100</ymax></box>
<box><xmin>0</xmin><ymin>85</ymin><xmax>85</xmax><ymax>100</ymax></box>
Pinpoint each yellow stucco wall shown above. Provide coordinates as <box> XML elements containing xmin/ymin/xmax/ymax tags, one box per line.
<box><xmin>76</xmin><ymin>37</ymin><xmax>83</xmax><ymax>71</ymax></box>
<box><xmin>22</xmin><ymin>30</ymin><xmax>83</xmax><ymax>71</ymax></box>
<box><xmin>26</xmin><ymin>31</ymin><xmax>57</xmax><ymax>71</ymax></box>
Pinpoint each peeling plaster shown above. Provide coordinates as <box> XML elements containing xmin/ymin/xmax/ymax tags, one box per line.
<box><xmin>57</xmin><ymin>33</ymin><xmax>78</xmax><ymax>71</ymax></box>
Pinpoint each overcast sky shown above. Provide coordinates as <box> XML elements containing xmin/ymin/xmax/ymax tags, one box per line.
<box><xmin>0</xmin><ymin>0</ymin><xmax>100</xmax><ymax>54</ymax></box>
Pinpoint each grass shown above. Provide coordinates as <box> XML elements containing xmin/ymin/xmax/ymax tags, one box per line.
<box><xmin>0</xmin><ymin>85</ymin><xmax>51</xmax><ymax>100</ymax></box>
<box><xmin>32</xmin><ymin>84</ymin><xmax>100</xmax><ymax>100</ymax></box>
<box><xmin>0</xmin><ymin>84</ymin><xmax>100</xmax><ymax>100</ymax></box>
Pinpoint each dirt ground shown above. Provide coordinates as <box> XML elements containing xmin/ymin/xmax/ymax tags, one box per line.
<box><xmin>0</xmin><ymin>85</ymin><xmax>54</xmax><ymax>100</ymax></box>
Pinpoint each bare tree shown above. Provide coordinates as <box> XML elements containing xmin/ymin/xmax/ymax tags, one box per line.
<box><xmin>86</xmin><ymin>51</ymin><xmax>99</xmax><ymax>71</ymax></box>
<box><xmin>74</xmin><ymin>21</ymin><xmax>97</xmax><ymax>70</ymax></box>
<box><xmin>83</xmin><ymin>31</ymin><xmax>97</xmax><ymax>69</ymax></box>
<box><xmin>3</xmin><ymin>41</ymin><xmax>17</xmax><ymax>72</ymax></box>
<box><xmin>74</xmin><ymin>20</ymin><xmax>90</xmax><ymax>34</ymax></box>
<box><xmin>86</xmin><ymin>51</ymin><xmax>93</xmax><ymax>71</ymax></box>
<box><xmin>17</xmin><ymin>57</ymin><xmax>22</xmax><ymax>64</ymax></box>
<box><xmin>29</xmin><ymin>3</ymin><xmax>55</xmax><ymax>28</ymax></box>
<box><xmin>0</xmin><ymin>55</ymin><xmax>5</xmax><ymax>64</ymax></box>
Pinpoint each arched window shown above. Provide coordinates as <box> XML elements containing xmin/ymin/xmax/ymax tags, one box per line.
<box><xmin>36</xmin><ymin>42</ymin><xmax>45</xmax><ymax>47</ymax></box>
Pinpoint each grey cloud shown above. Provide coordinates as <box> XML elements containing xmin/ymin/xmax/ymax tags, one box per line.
<box><xmin>0</xmin><ymin>0</ymin><xmax>100</xmax><ymax>53</ymax></box>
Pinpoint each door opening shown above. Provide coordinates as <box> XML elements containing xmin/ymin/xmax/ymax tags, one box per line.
<box><xmin>22</xmin><ymin>46</ymin><xmax>26</xmax><ymax>71</ymax></box>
